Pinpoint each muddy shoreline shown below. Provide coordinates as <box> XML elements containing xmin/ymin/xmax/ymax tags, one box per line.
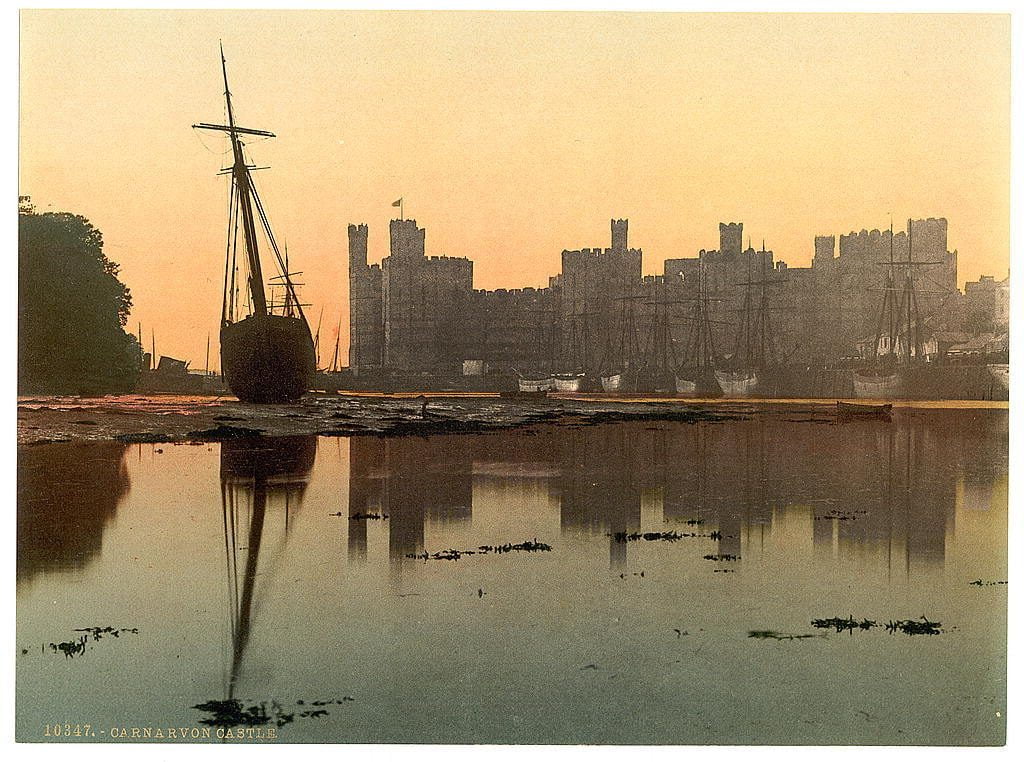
<box><xmin>16</xmin><ymin>392</ymin><xmax>1005</xmax><ymax>445</ymax></box>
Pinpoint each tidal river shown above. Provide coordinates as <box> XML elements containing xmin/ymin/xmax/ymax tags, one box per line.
<box><xmin>16</xmin><ymin>408</ymin><xmax>1007</xmax><ymax>744</ymax></box>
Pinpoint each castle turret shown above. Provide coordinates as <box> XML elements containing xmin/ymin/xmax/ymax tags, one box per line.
<box><xmin>611</xmin><ymin>219</ymin><xmax>628</xmax><ymax>253</ymax></box>
<box><xmin>719</xmin><ymin>222</ymin><xmax>743</xmax><ymax>256</ymax></box>
<box><xmin>389</xmin><ymin>219</ymin><xmax>426</xmax><ymax>260</ymax></box>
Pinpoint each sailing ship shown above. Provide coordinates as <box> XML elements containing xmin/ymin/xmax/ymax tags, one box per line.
<box><xmin>639</xmin><ymin>279</ymin><xmax>682</xmax><ymax>394</ymax></box>
<box><xmin>715</xmin><ymin>246</ymin><xmax>777</xmax><ymax>397</ymax></box>
<box><xmin>853</xmin><ymin>220</ymin><xmax>902</xmax><ymax>399</ymax></box>
<box><xmin>194</xmin><ymin>47</ymin><xmax>315</xmax><ymax>403</ymax></box>
<box><xmin>516</xmin><ymin>306</ymin><xmax>558</xmax><ymax>392</ymax></box>
<box><xmin>599</xmin><ymin>293</ymin><xmax>644</xmax><ymax>393</ymax></box>
<box><xmin>852</xmin><ymin>219</ymin><xmax>936</xmax><ymax>399</ymax></box>
<box><xmin>675</xmin><ymin>257</ymin><xmax>722</xmax><ymax>396</ymax></box>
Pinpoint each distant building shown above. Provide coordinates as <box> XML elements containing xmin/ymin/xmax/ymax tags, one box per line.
<box><xmin>963</xmin><ymin>274</ymin><xmax>1009</xmax><ymax>334</ymax></box>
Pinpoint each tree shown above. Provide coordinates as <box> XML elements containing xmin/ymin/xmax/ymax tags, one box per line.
<box><xmin>18</xmin><ymin>204</ymin><xmax>142</xmax><ymax>394</ymax></box>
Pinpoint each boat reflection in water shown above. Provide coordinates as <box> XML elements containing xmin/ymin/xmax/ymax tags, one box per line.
<box><xmin>220</xmin><ymin>436</ymin><xmax>317</xmax><ymax>698</ymax></box>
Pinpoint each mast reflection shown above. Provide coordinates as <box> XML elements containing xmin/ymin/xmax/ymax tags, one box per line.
<box><xmin>219</xmin><ymin>435</ymin><xmax>316</xmax><ymax>698</ymax></box>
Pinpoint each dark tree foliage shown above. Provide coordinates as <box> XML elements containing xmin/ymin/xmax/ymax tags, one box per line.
<box><xmin>18</xmin><ymin>205</ymin><xmax>142</xmax><ymax>394</ymax></box>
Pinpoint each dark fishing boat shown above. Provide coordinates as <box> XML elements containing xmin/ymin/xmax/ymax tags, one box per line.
<box><xmin>194</xmin><ymin>46</ymin><xmax>315</xmax><ymax>403</ymax></box>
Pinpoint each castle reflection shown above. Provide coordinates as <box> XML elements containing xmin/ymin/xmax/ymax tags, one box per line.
<box><xmin>346</xmin><ymin>410</ymin><xmax>1006</xmax><ymax>573</ymax></box>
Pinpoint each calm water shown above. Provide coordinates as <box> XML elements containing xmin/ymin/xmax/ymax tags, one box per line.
<box><xmin>16</xmin><ymin>410</ymin><xmax>1007</xmax><ymax>744</ymax></box>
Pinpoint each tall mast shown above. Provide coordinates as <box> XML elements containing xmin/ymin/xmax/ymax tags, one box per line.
<box><xmin>313</xmin><ymin>307</ymin><xmax>324</xmax><ymax>369</ymax></box>
<box><xmin>906</xmin><ymin>218</ymin><xmax>914</xmax><ymax>361</ymax></box>
<box><xmin>888</xmin><ymin>217</ymin><xmax>895</xmax><ymax>355</ymax></box>
<box><xmin>220</xmin><ymin>44</ymin><xmax>268</xmax><ymax>317</ymax></box>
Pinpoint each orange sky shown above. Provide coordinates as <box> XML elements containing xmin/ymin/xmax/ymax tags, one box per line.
<box><xmin>19</xmin><ymin>10</ymin><xmax>1010</xmax><ymax>369</ymax></box>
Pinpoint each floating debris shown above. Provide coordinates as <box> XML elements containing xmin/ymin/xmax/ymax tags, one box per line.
<box><xmin>886</xmin><ymin>617</ymin><xmax>942</xmax><ymax>636</ymax></box>
<box><xmin>713</xmin><ymin>568</ymin><xmax>736</xmax><ymax>573</ymax></box>
<box><xmin>73</xmin><ymin>626</ymin><xmax>139</xmax><ymax>639</ymax></box>
<box><xmin>49</xmin><ymin>636</ymin><xmax>87</xmax><ymax>659</ymax></box>
<box><xmin>748</xmin><ymin>630</ymin><xmax>820</xmax><ymax>641</ymax></box>
<box><xmin>349</xmin><ymin>511</ymin><xmax>389</xmax><ymax>520</ymax></box>
<box><xmin>193</xmin><ymin>699</ymin><xmax>271</xmax><ymax>727</ymax></box>
<box><xmin>810</xmin><ymin>615</ymin><xmax>942</xmax><ymax>636</ymax></box>
<box><xmin>685</xmin><ymin>519</ymin><xmax>705</xmax><ymax>526</ymax></box>
<box><xmin>407</xmin><ymin>538</ymin><xmax>551</xmax><ymax>561</ymax></box>
<box><xmin>811</xmin><ymin>616</ymin><xmax>878</xmax><ymax>633</ymax></box>
<box><xmin>612</xmin><ymin>530</ymin><xmax>716</xmax><ymax>543</ymax></box>
<box><xmin>969</xmin><ymin>579</ymin><xmax>1008</xmax><ymax>587</ymax></box>
<box><xmin>703</xmin><ymin>553</ymin><xmax>740</xmax><ymax>562</ymax></box>
<box><xmin>814</xmin><ymin>509</ymin><xmax>868</xmax><ymax>521</ymax></box>
<box><xmin>618</xmin><ymin>571</ymin><xmax>645</xmax><ymax>578</ymax></box>
<box><xmin>48</xmin><ymin>626</ymin><xmax>139</xmax><ymax>659</ymax></box>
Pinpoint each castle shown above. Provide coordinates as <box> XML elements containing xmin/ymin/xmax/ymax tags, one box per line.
<box><xmin>348</xmin><ymin>215</ymin><xmax>976</xmax><ymax>378</ymax></box>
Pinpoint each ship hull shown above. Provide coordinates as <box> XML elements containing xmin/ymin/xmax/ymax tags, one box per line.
<box><xmin>518</xmin><ymin>376</ymin><xmax>553</xmax><ymax>393</ymax></box>
<box><xmin>552</xmin><ymin>375</ymin><xmax>584</xmax><ymax>392</ymax></box>
<box><xmin>715</xmin><ymin>369</ymin><xmax>758</xmax><ymax>397</ymax></box>
<box><xmin>601</xmin><ymin>373</ymin><xmax>623</xmax><ymax>392</ymax></box>
<box><xmin>221</xmin><ymin>314</ymin><xmax>316</xmax><ymax>403</ymax></box>
<box><xmin>675</xmin><ymin>368</ymin><xmax>721</xmax><ymax>397</ymax></box>
<box><xmin>852</xmin><ymin>369</ymin><xmax>901</xmax><ymax>400</ymax></box>
<box><xmin>675</xmin><ymin>377</ymin><xmax>697</xmax><ymax>395</ymax></box>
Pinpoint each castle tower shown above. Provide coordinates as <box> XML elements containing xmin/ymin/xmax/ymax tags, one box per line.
<box><xmin>389</xmin><ymin>219</ymin><xmax>426</xmax><ymax>260</ymax></box>
<box><xmin>348</xmin><ymin>224</ymin><xmax>369</xmax><ymax>370</ymax></box>
<box><xmin>719</xmin><ymin>222</ymin><xmax>743</xmax><ymax>256</ymax></box>
<box><xmin>813</xmin><ymin>235</ymin><xmax>835</xmax><ymax>267</ymax></box>
<box><xmin>611</xmin><ymin>219</ymin><xmax>628</xmax><ymax>253</ymax></box>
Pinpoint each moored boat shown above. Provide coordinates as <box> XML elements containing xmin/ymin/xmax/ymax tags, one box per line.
<box><xmin>675</xmin><ymin>377</ymin><xmax>697</xmax><ymax>395</ymax></box>
<box><xmin>552</xmin><ymin>374</ymin><xmax>585</xmax><ymax>392</ymax></box>
<box><xmin>852</xmin><ymin>369</ymin><xmax>901</xmax><ymax>399</ymax></box>
<box><xmin>195</xmin><ymin>46</ymin><xmax>314</xmax><ymax>403</ymax></box>
<box><xmin>518</xmin><ymin>375</ymin><xmax>553</xmax><ymax>393</ymax></box>
<box><xmin>601</xmin><ymin>372</ymin><xmax>622</xmax><ymax>393</ymax></box>
<box><xmin>715</xmin><ymin>369</ymin><xmax>758</xmax><ymax>397</ymax></box>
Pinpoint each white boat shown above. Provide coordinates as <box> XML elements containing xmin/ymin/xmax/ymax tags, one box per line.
<box><xmin>518</xmin><ymin>376</ymin><xmax>553</xmax><ymax>393</ymax></box>
<box><xmin>852</xmin><ymin>369</ymin><xmax>901</xmax><ymax>399</ymax></box>
<box><xmin>552</xmin><ymin>375</ymin><xmax>584</xmax><ymax>392</ymax></box>
<box><xmin>987</xmin><ymin>363</ymin><xmax>1009</xmax><ymax>390</ymax></box>
<box><xmin>601</xmin><ymin>373</ymin><xmax>622</xmax><ymax>392</ymax></box>
<box><xmin>715</xmin><ymin>369</ymin><xmax>758</xmax><ymax>397</ymax></box>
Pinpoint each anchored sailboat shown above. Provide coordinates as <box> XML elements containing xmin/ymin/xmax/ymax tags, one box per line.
<box><xmin>852</xmin><ymin>219</ymin><xmax>937</xmax><ymax>399</ymax></box>
<box><xmin>675</xmin><ymin>256</ymin><xmax>722</xmax><ymax>396</ymax></box>
<box><xmin>715</xmin><ymin>245</ymin><xmax>779</xmax><ymax>397</ymax></box>
<box><xmin>194</xmin><ymin>46</ymin><xmax>315</xmax><ymax>403</ymax></box>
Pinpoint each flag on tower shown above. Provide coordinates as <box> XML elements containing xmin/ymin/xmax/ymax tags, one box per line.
<box><xmin>391</xmin><ymin>198</ymin><xmax>402</xmax><ymax>207</ymax></box>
